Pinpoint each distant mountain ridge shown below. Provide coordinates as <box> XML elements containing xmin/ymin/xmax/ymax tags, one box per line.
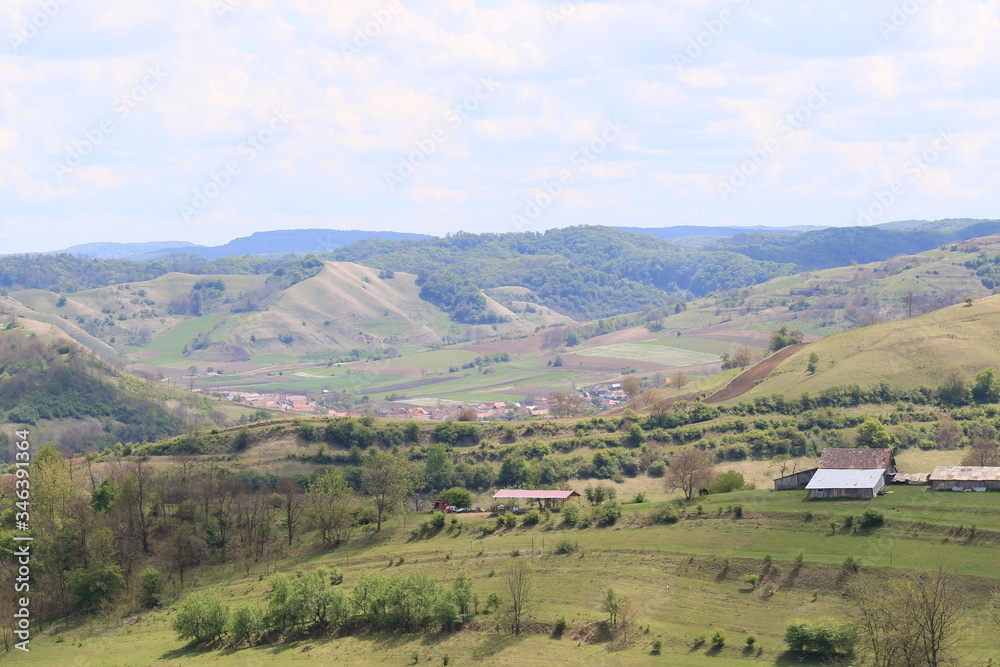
<box><xmin>44</xmin><ymin>229</ymin><xmax>431</xmax><ymax>260</ymax></box>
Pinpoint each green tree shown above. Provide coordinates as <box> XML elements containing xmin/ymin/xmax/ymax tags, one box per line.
<box><xmin>601</xmin><ymin>588</ymin><xmax>629</xmax><ymax>627</ymax></box>
<box><xmin>89</xmin><ymin>478</ymin><xmax>118</xmax><ymax>514</ymax></box>
<box><xmin>972</xmin><ymin>367</ymin><xmax>1000</xmax><ymax>403</ymax></box>
<box><xmin>497</xmin><ymin>456</ymin><xmax>528</xmax><ymax>487</ymax></box>
<box><xmin>938</xmin><ymin>369</ymin><xmax>970</xmax><ymax>405</ymax></box>
<box><xmin>856</xmin><ymin>417</ymin><xmax>898</xmax><ymax>450</ymax></box>
<box><xmin>227</xmin><ymin>602</ymin><xmax>264</xmax><ymax>646</ymax></box>
<box><xmin>67</xmin><ymin>564</ymin><xmax>125</xmax><ymax>613</ymax></box>
<box><xmin>425</xmin><ymin>443</ymin><xmax>454</xmax><ymax>491</ymax></box>
<box><xmin>807</xmin><ymin>351</ymin><xmax>820</xmax><ymax>374</ymax></box>
<box><xmin>172</xmin><ymin>592</ymin><xmax>230</xmax><ymax>644</ymax></box>
<box><xmin>438</xmin><ymin>487</ymin><xmax>474</xmax><ymax>508</ymax></box>
<box><xmin>139</xmin><ymin>567</ymin><xmax>166</xmax><ymax>608</ymax></box>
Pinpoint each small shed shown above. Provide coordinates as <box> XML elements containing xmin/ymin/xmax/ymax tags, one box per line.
<box><xmin>773</xmin><ymin>468</ymin><xmax>818</xmax><ymax>491</ymax></box>
<box><xmin>929</xmin><ymin>466</ymin><xmax>1000</xmax><ymax>491</ymax></box>
<box><xmin>492</xmin><ymin>489</ymin><xmax>579</xmax><ymax>509</ymax></box>
<box><xmin>806</xmin><ymin>468</ymin><xmax>886</xmax><ymax>500</ymax></box>
<box><xmin>891</xmin><ymin>472</ymin><xmax>930</xmax><ymax>486</ymax></box>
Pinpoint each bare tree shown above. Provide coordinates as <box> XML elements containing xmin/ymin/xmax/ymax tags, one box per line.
<box><xmin>936</xmin><ymin>415</ymin><xmax>962</xmax><ymax>449</ymax></box>
<box><xmin>850</xmin><ymin>566</ymin><xmax>966</xmax><ymax>667</ymax></box>
<box><xmin>665</xmin><ymin>449</ymin><xmax>716</xmax><ymax>501</ymax></box>
<box><xmin>501</xmin><ymin>557</ymin><xmax>536</xmax><ymax>635</ymax></box>
<box><xmin>962</xmin><ymin>435</ymin><xmax>999</xmax><ymax>467</ymax></box>
<box><xmin>548</xmin><ymin>390</ymin><xmax>584</xmax><ymax>417</ymax></box>
<box><xmin>278</xmin><ymin>478</ymin><xmax>304</xmax><ymax>546</ymax></box>
<box><xmin>233</xmin><ymin>490</ymin><xmax>273</xmax><ymax>574</ymax></box>
<box><xmin>673</xmin><ymin>371</ymin><xmax>689</xmax><ymax>390</ymax></box>
<box><xmin>732</xmin><ymin>346</ymin><xmax>754</xmax><ymax>370</ymax></box>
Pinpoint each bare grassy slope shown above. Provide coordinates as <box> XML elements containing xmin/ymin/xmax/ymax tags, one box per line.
<box><xmin>738</xmin><ymin>294</ymin><xmax>1000</xmax><ymax>400</ymax></box>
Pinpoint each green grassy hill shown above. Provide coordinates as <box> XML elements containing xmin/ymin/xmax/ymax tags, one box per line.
<box><xmin>734</xmin><ymin>292</ymin><xmax>1000</xmax><ymax>401</ymax></box>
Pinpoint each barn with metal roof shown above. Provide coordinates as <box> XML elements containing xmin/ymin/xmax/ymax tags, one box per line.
<box><xmin>805</xmin><ymin>468</ymin><xmax>887</xmax><ymax>500</ymax></box>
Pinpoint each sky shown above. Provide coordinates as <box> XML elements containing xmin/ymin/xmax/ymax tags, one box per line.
<box><xmin>1</xmin><ymin>0</ymin><xmax>998</xmax><ymax>253</ymax></box>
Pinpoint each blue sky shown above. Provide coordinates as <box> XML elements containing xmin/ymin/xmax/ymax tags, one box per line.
<box><xmin>0</xmin><ymin>0</ymin><xmax>997</xmax><ymax>252</ymax></box>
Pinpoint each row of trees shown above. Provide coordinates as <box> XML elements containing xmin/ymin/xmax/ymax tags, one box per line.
<box><xmin>172</xmin><ymin>558</ymin><xmax>548</xmax><ymax>649</ymax></box>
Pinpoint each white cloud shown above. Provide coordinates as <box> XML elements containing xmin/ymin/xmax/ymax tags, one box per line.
<box><xmin>0</xmin><ymin>0</ymin><xmax>997</xmax><ymax>251</ymax></box>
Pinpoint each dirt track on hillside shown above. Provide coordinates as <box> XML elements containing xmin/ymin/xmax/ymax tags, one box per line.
<box><xmin>704</xmin><ymin>343</ymin><xmax>810</xmax><ymax>404</ymax></box>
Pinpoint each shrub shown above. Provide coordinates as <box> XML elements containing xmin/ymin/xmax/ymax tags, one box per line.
<box><xmin>228</xmin><ymin>602</ymin><xmax>264</xmax><ymax>646</ymax></box>
<box><xmin>708</xmin><ymin>470</ymin><xmax>749</xmax><ymax>494</ymax></box>
<box><xmin>139</xmin><ymin>567</ymin><xmax>165</xmax><ymax>609</ymax></box>
<box><xmin>652</xmin><ymin>638</ymin><xmax>663</xmax><ymax>654</ymax></box>
<box><xmin>67</xmin><ymin>564</ymin><xmax>125</xmax><ymax>613</ymax></box>
<box><xmin>521</xmin><ymin>509</ymin><xmax>541</xmax><ymax>526</ymax></box>
<box><xmin>783</xmin><ymin>619</ymin><xmax>856</xmax><ymax>655</ymax></box>
<box><xmin>859</xmin><ymin>509</ymin><xmax>884</xmax><ymax>528</ymax></box>
<box><xmin>711</xmin><ymin>629</ymin><xmax>726</xmax><ymax>648</ymax></box>
<box><xmin>842</xmin><ymin>514</ymin><xmax>854</xmax><ymax>530</ymax></box>
<box><xmin>561</xmin><ymin>501</ymin><xmax>581</xmax><ymax>526</ymax></box>
<box><xmin>741</xmin><ymin>574</ymin><xmax>759</xmax><ymax>589</ymax></box>
<box><xmin>648</xmin><ymin>460</ymin><xmax>666</xmax><ymax>477</ymax></box>
<box><xmin>746</xmin><ymin>634</ymin><xmax>756</xmax><ymax>648</ymax></box>
<box><xmin>554</xmin><ymin>539</ymin><xmax>579</xmax><ymax>555</ymax></box>
<box><xmin>172</xmin><ymin>592</ymin><xmax>230</xmax><ymax>644</ymax></box>
<box><xmin>428</xmin><ymin>512</ymin><xmax>446</xmax><ymax>530</ymax></box>
<box><xmin>631</xmin><ymin>492</ymin><xmax>648</xmax><ymax>504</ymax></box>
<box><xmin>692</xmin><ymin>634</ymin><xmax>706</xmax><ymax>648</ymax></box>
<box><xmin>731</xmin><ymin>503</ymin><xmax>744</xmax><ymax>519</ymax></box>
<box><xmin>553</xmin><ymin>616</ymin><xmax>567</xmax><ymax>638</ymax></box>
<box><xmin>655</xmin><ymin>506</ymin><xmax>681</xmax><ymax>524</ymax></box>
<box><xmin>842</xmin><ymin>556</ymin><xmax>861</xmax><ymax>574</ymax></box>
<box><xmin>480</xmin><ymin>520</ymin><xmax>498</xmax><ymax>536</ymax></box>
<box><xmin>597</xmin><ymin>499</ymin><xmax>622</xmax><ymax>526</ymax></box>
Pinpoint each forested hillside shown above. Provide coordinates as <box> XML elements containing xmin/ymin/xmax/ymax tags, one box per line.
<box><xmin>333</xmin><ymin>226</ymin><xmax>793</xmax><ymax>320</ymax></box>
<box><xmin>711</xmin><ymin>219</ymin><xmax>1000</xmax><ymax>269</ymax></box>
<box><xmin>0</xmin><ymin>331</ymin><xmax>242</xmax><ymax>455</ymax></box>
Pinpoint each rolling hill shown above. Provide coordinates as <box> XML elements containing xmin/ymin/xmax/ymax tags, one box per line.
<box><xmin>720</xmin><ymin>292</ymin><xmax>1000</xmax><ymax>401</ymax></box>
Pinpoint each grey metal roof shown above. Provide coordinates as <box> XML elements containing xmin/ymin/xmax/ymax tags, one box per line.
<box><xmin>806</xmin><ymin>468</ymin><xmax>885</xmax><ymax>490</ymax></box>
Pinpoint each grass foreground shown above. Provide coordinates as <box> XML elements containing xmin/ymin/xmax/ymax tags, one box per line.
<box><xmin>11</xmin><ymin>486</ymin><xmax>1000</xmax><ymax>666</ymax></box>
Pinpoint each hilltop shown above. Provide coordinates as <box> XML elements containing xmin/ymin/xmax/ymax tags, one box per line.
<box><xmin>716</xmin><ymin>292</ymin><xmax>1000</xmax><ymax>402</ymax></box>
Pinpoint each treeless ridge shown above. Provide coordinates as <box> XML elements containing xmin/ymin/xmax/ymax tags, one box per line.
<box><xmin>703</xmin><ymin>342</ymin><xmax>810</xmax><ymax>404</ymax></box>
